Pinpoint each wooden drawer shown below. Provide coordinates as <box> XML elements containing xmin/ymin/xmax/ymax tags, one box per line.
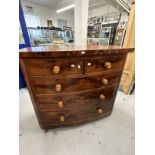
<box><xmin>40</xmin><ymin>101</ymin><xmax>113</xmax><ymax>125</ymax></box>
<box><xmin>32</xmin><ymin>72</ymin><xmax>120</xmax><ymax>95</ymax></box>
<box><xmin>85</xmin><ymin>55</ymin><xmax>125</xmax><ymax>73</ymax></box>
<box><xmin>38</xmin><ymin>85</ymin><xmax>117</xmax><ymax>111</ymax></box>
<box><xmin>24</xmin><ymin>58</ymin><xmax>83</xmax><ymax>76</ymax></box>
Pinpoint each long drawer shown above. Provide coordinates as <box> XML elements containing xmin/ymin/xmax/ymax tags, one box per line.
<box><xmin>40</xmin><ymin>101</ymin><xmax>113</xmax><ymax>125</ymax></box>
<box><xmin>32</xmin><ymin>72</ymin><xmax>120</xmax><ymax>95</ymax></box>
<box><xmin>37</xmin><ymin>85</ymin><xmax>117</xmax><ymax>111</ymax></box>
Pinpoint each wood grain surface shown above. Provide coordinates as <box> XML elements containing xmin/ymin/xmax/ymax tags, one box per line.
<box><xmin>19</xmin><ymin>45</ymin><xmax>134</xmax><ymax>130</ymax></box>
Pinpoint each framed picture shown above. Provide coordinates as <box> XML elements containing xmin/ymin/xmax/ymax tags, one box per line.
<box><xmin>102</xmin><ymin>16</ymin><xmax>104</xmax><ymax>22</ymax></box>
<box><xmin>93</xmin><ymin>17</ymin><xmax>97</xmax><ymax>24</ymax></box>
<box><xmin>47</xmin><ymin>20</ymin><xmax>53</xmax><ymax>27</ymax></box>
<box><xmin>97</xmin><ymin>17</ymin><xmax>101</xmax><ymax>23</ymax></box>
<box><xmin>63</xmin><ymin>26</ymin><xmax>73</xmax><ymax>41</ymax></box>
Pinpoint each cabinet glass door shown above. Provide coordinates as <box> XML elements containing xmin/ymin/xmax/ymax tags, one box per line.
<box><xmin>19</xmin><ymin>21</ymin><xmax>25</xmax><ymax>45</ymax></box>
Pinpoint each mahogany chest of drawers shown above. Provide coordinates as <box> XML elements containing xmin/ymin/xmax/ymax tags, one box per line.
<box><xmin>19</xmin><ymin>45</ymin><xmax>134</xmax><ymax>131</ymax></box>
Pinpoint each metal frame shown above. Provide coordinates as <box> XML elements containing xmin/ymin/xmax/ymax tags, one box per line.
<box><xmin>19</xmin><ymin>0</ymin><xmax>31</xmax><ymax>49</ymax></box>
<box><xmin>19</xmin><ymin>0</ymin><xmax>31</xmax><ymax>88</ymax></box>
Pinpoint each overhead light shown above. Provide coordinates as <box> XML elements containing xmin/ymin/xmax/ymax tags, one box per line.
<box><xmin>56</xmin><ymin>4</ymin><xmax>75</xmax><ymax>13</ymax></box>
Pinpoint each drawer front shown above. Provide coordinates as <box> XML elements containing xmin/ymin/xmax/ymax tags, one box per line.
<box><xmin>40</xmin><ymin>101</ymin><xmax>113</xmax><ymax>125</ymax></box>
<box><xmin>24</xmin><ymin>58</ymin><xmax>83</xmax><ymax>76</ymax></box>
<box><xmin>38</xmin><ymin>85</ymin><xmax>117</xmax><ymax>111</ymax></box>
<box><xmin>32</xmin><ymin>72</ymin><xmax>120</xmax><ymax>95</ymax></box>
<box><xmin>85</xmin><ymin>55</ymin><xmax>125</xmax><ymax>73</ymax></box>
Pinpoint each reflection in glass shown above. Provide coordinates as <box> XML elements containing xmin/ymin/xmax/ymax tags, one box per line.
<box><xmin>19</xmin><ymin>21</ymin><xmax>25</xmax><ymax>44</ymax></box>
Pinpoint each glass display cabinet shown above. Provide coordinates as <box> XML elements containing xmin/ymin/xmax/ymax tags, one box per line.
<box><xmin>88</xmin><ymin>27</ymin><xmax>112</xmax><ymax>46</ymax></box>
<box><xmin>19</xmin><ymin>22</ymin><xmax>25</xmax><ymax>45</ymax></box>
<box><xmin>27</xmin><ymin>27</ymin><xmax>66</xmax><ymax>47</ymax></box>
<box><xmin>114</xmin><ymin>28</ymin><xmax>126</xmax><ymax>46</ymax></box>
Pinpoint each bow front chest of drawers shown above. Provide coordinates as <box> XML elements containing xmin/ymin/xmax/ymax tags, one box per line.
<box><xmin>20</xmin><ymin>45</ymin><xmax>134</xmax><ymax>131</ymax></box>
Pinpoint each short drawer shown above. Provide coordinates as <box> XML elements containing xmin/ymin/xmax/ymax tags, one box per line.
<box><xmin>40</xmin><ymin>101</ymin><xmax>113</xmax><ymax>125</ymax></box>
<box><xmin>32</xmin><ymin>72</ymin><xmax>120</xmax><ymax>95</ymax></box>
<box><xmin>85</xmin><ymin>55</ymin><xmax>125</xmax><ymax>73</ymax></box>
<box><xmin>38</xmin><ymin>85</ymin><xmax>117</xmax><ymax>111</ymax></box>
<box><xmin>24</xmin><ymin>58</ymin><xmax>83</xmax><ymax>76</ymax></box>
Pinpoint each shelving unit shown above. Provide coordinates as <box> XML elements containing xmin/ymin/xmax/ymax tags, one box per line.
<box><xmin>114</xmin><ymin>28</ymin><xmax>126</xmax><ymax>46</ymax></box>
<box><xmin>88</xmin><ymin>26</ymin><xmax>116</xmax><ymax>46</ymax></box>
<box><xmin>27</xmin><ymin>27</ymin><xmax>65</xmax><ymax>46</ymax></box>
<box><xmin>87</xmin><ymin>38</ymin><xmax>109</xmax><ymax>46</ymax></box>
<box><xmin>87</xmin><ymin>12</ymin><xmax>120</xmax><ymax>46</ymax></box>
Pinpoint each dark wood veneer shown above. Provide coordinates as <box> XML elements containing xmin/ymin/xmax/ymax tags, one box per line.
<box><xmin>40</xmin><ymin>102</ymin><xmax>113</xmax><ymax>125</ymax></box>
<box><xmin>25</xmin><ymin>58</ymin><xmax>83</xmax><ymax>76</ymax></box>
<box><xmin>31</xmin><ymin>72</ymin><xmax>120</xmax><ymax>95</ymax></box>
<box><xmin>85</xmin><ymin>55</ymin><xmax>125</xmax><ymax>73</ymax></box>
<box><xmin>19</xmin><ymin>45</ymin><xmax>134</xmax><ymax>131</ymax></box>
<box><xmin>38</xmin><ymin>84</ymin><xmax>117</xmax><ymax>111</ymax></box>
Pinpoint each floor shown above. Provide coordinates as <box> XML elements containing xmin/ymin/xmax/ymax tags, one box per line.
<box><xmin>19</xmin><ymin>88</ymin><xmax>135</xmax><ymax>155</ymax></box>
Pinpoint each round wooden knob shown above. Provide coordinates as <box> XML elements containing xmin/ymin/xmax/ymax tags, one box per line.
<box><xmin>105</xmin><ymin>62</ymin><xmax>112</xmax><ymax>69</ymax></box>
<box><xmin>60</xmin><ymin>115</ymin><xmax>65</xmax><ymax>122</ymax></box>
<box><xmin>58</xmin><ymin>100</ymin><xmax>64</xmax><ymax>108</ymax></box>
<box><xmin>53</xmin><ymin>65</ymin><xmax>60</xmax><ymax>74</ymax></box>
<box><xmin>100</xmin><ymin>94</ymin><xmax>105</xmax><ymax>100</ymax></box>
<box><xmin>97</xmin><ymin>108</ymin><xmax>103</xmax><ymax>114</ymax></box>
<box><xmin>55</xmin><ymin>84</ymin><xmax>62</xmax><ymax>92</ymax></box>
<box><xmin>102</xmin><ymin>78</ymin><xmax>108</xmax><ymax>85</ymax></box>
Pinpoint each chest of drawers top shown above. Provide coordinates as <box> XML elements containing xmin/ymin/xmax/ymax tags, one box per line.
<box><xmin>19</xmin><ymin>45</ymin><xmax>133</xmax><ymax>58</ymax></box>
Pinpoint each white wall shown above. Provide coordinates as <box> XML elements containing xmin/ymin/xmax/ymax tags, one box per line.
<box><xmin>119</xmin><ymin>12</ymin><xmax>129</xmax><ymax>22</ymax></box>
<box><xmin>88</xmin><ymin>5</ymin><xmax>119</xmax><ymax>17</ymax></box>
<box><xmin>21</xmin><ymin>0</ymin><xmax>74</xmax><ymax>29</ymax></box>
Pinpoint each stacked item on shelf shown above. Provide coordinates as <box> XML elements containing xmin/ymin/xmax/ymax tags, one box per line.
<box><xmin>87</xmin><ymin>12</ymin><xmax>120</xmax><ymax>46</ymax></box>
<box><xmin>114</xmin><ymin>12</ymin><xmax>129</xmax><ymax>46</ymax></box>
<box><xmin>114</xmin><ymin>28</ymin><xmax>126</xmax><ymax>46</ymax></box>
<box><xmin>27</xmin><ymin>26</ymin><xmax>73</xmax><ymax>47</ymax></box>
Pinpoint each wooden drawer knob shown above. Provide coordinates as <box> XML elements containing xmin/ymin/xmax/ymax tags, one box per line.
<box><xmin>100</xmin><ymin>94</ymin><xmax>105</xmax><ymax>100</ymax></box>
<box><xmin>105</xmin><ymin>62</ymin><xmax>112</xmax><ymax>69</ymax></box>
<box><xmin>60</xmin><ymin>115</ymin><xmax>65</xmax><ymax>122</ymax></box>
<box><xmin>53</xmin><ymin>65</ymin><xmax>60</xmax><ymax>74</ymax></box>
<box><xmin>102</xmin><ymin>78</ymin><xmax>108</xmax><ymax>85</ymax></box>
<box><xmin>55</xmin><ymin>84</ymin><xmax>62</xmax><ymax>92</ymax></box>
<box><xmin>97</xmin><ymin>108</ymin><xmax>103</xmax><ymax>114</ymax></box>
<box><xmin>58</xmin><ymin>100</ymin><xmax>64</xmax><ymax>108</ymax></box>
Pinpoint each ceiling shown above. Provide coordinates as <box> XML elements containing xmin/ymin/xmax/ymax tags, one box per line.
<box><xmin>23</xmin><ymin>0</ymin><xmax>130</xmax><ymax>14</ymax></box>
<box><xmin>23</xmin><ymin>0</ymin><xmax>109</xmax><ymax>14</ymax></box>
<box><xmin>89</xmin><ymin>0</ymin><xmax>108</xmax><ymax>9</ymax></box>
<box><xmin>24</xmin><ymin>0</ymin><xmax>74</xmax><ymax>12</ymax></box>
